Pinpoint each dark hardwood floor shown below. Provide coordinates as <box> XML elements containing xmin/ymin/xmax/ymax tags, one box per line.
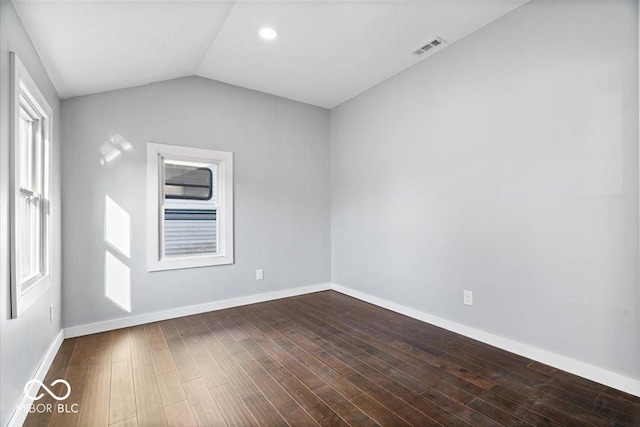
<box><xmin>24</xmin><ymin>290</ymin><xmax>640</xmax><ymax>426</ymax></box>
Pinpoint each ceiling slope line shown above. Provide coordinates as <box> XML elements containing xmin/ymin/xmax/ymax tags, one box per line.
<box><xmin>194</xmin><ymin>0</ymin><xmax>238</xmax><ymax>76</ymax></box>
<box><xmin>330</xmin><ymin>0</ymin><xmax>530</xmax><ymax>110</ymax></box>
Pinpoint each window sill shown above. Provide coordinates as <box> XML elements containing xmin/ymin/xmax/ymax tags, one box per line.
<box><xmin>148</xmin><ymin>253</ymin><xmax>234</xmax><ymax>272</ymax></box>
<box><xmin>14</xmin><ymin>274</ymin><xmax>52</xmax><ymax>317</ymax></box>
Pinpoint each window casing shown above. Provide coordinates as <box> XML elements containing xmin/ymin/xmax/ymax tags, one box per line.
<box><xmin>147</xmin><ymin>143</ymin><xmax>233</xmax><ymax>271</ymax></box>
<box><xmin>10</xmin><ymin>53</ymin><xmax>53</xmax><ymax>318</ymax></box>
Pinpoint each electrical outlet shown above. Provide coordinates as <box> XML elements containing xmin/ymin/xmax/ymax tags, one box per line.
<box><xmin>49</xmin><ymin>304</ymin><xmax>54</xmax><ymax>322</ymax></box>
<box><xmin>256</xmin><ymin>269</ymin><xmax>264</xmax><ymax>280</ymax></box>
<box><xmin>463</xmin><ymin>290</ymin><xmax>473</xmax><ymax>306</ymax></box>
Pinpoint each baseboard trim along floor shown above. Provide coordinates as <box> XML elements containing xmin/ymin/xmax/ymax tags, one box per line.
<box><xmin>331</xmin><ymin>283</ymin><xmax>640</xmax><ymax>398</ymax></box>
<box><xmin>64</xmin><ymin>283</ymin><xmax>333</xmax><ymax>339</ymax></box>
<box><xmin>7</xmin><ymin>330</ymin><xmax>64</xmax><ymax>427</ymax></box>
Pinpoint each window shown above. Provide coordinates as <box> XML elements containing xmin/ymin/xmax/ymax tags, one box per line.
<box><xmin>10</xmin><ymin>53</ymin><xmax>53</xmax><ymax>318</ymax></box>
<box><xmin>147</xmin><ymin>143</ymin><xmax>234</xmax><ymax>271</ymax></box>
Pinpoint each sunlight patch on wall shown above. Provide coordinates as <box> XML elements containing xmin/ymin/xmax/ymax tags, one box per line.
<box><xmin>100</xmin><ymin>133</ymin><xmax>133</xmax><ymax>165</ymax></box>
<box><xmin>105</xmin><ymin>251</ymin><xmax>131</xmax><ymax>312</ymax></box>
<box><xmin>105</xmin><ymin>195</ymin><xmax>131</xmax><ymax>258</ymax></box>
<box><xmin>104</xmin><ymin>194</ymin><xmax>132</xmax><ymax>312</ymax></box>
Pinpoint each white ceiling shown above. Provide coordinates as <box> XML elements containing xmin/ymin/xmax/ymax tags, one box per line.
<box><xmin>13</xmin><ymin>0</ymin><xmax>528</xmax><ymax>108</ymax></box>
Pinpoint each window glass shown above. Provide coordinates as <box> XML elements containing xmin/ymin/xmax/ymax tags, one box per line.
<box><xmin>164</xmin><ymin>209</ymin><xmax>217</xmax><ymax>256</ymax></box>
<box><xmin>164</xmin><ymin>160</ymin><xmax>215</xmax><ymax>201</ymax></box>
<box><xmin>19</xmin><ymin>108</ymin><xmax>33</xmax><ymax>190</ymax></box>
<box><xmin>162</xmin><ymin>159</ymin><xmax>218</xmax><ymax>258</ymax></box>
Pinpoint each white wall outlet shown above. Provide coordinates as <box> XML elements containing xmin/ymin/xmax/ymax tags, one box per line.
<box><xmin>463</xmin><ymin>290</ymin><xmax>473</xmax><ymax>306</ymax></box>
<box><xmin>49</xmin><ymin>304</ymin><xmax>54</xmax><ymax>322</ymax></box>
<box><xmin>256</xmin><ymin>269</ymin><xmax>264</xmax><ymax>280</ymax></box>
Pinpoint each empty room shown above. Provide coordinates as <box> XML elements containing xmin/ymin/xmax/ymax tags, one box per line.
<box><xmin>1</xmin><ymin>0</ymin><xmax>639</xmax><ymax>425</ymax></box>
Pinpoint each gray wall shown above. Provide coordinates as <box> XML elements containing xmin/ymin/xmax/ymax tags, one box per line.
<box><xmin>0</xmin><ymin>0</ymin><xmax>62</xmax><ymax>424</ymax></box>
<box><xmin>61</xmin><ymin>76</ymin><xmax>330</xmax><ymax>328</ymax></box>
<box><xmin>330</xmin><ymin>0</ymin><xmax>640</xmax><ymax>378</ymax></box>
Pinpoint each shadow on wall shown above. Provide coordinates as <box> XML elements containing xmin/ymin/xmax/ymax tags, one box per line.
<box><xmin>102</xmin><ymin>133</ymin><xmax>134</xmax><ymax>312</ymax></box>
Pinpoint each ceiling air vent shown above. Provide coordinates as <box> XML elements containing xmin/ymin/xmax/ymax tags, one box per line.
<box><xmin>412</xmin><ymin>37</ymin><xmax>446</xmax><ymax>56</ymax></box>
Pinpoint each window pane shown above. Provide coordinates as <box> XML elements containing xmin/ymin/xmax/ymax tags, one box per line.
<box><xmin>18</xmin><ymin>192</ymin><xmax>42</xmax><ymax>288</ymax></box>
<box><xmin>164</xmin><ymin>209</ymin><xmax>217</xmax><ymax>256</ymax></box>
<box><xmin>19</xmin><ymin>109</ymin><xmax>34</xmax><ymax>190</ymax></box>
<box><xmin>164</xmin><ymin>161</ymin><xmax>215</xmax><ymax>201</ymax></box>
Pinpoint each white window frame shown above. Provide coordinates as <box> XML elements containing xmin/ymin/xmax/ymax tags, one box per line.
<box><xmin>10</xmin><ymin>53</ymin><xmax>53</xmax><ymax>318</ymax></box>
<box><xmin>147</xmin><ymin>142</ymin><xmax>234</xmax><ymax>271</ymax></box>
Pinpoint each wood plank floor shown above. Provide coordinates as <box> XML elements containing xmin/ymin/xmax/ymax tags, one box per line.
<box><xmin>24</xmin><ymin>291</ymin><xmax>640</xmax><ymax>426</ymax></box>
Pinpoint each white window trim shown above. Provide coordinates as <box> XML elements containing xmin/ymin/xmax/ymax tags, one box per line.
<box><xmin>10</xmin><ymin>53</ymin><xmax>53</xmax><ymax>318</ymax></box>
<box><xmin>147</xmin><ymin>142</ymin><xmax>234</xmax><ymax>271</ymax></box>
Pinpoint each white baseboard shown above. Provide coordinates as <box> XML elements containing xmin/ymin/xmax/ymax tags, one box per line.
<box><xmin>64</xmin><ymin>283</ymin><xmax>332</xmax><ymax>338</ymax></box>
<box><xmin>6</xmin><ymin>329</ymin><xmax>64</xmax><ymax>427</ymax></box>
<box><xmin>330</xmin><ymin>283</ymin><xmax>640</xmax><ymax>398</ymax></box>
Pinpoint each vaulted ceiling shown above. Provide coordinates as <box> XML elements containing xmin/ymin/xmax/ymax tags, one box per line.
<box><xmin>13</xmin><ymin>0</ymin><xmax>528</xmax><ymax>108</ymax></box>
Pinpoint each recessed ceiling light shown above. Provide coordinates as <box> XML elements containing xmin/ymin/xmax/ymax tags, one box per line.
<box><xmin>259</xmin><ymin>27</ymin><xmax>278</xmax><ymax>40</ymax></box>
